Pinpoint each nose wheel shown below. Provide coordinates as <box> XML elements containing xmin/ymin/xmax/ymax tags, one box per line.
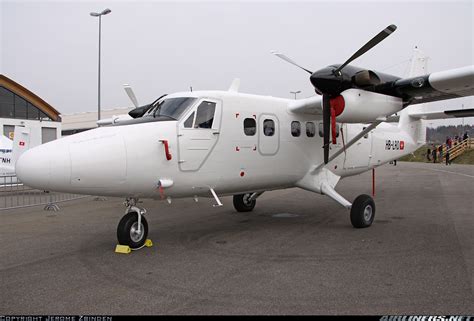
<box><xmin>117</xmin><ymin>212</ymin><xmax>149</xmax><ymax>249</ymax></box>
<box><xmin>117</xmin><ymin>198</ymin><xmax>149</xmax><ymax>249</ymax></box>
<box><xmin>233</xmin><ymin>193</ymin><xmax>256</xmax><ymax>212</ymax></box>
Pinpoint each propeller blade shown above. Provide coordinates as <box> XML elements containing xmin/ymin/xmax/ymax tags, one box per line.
<box><xmin>322</xmin><ymin>95</ymin><xmax>331</xmax><ymax>164</ymax></box>
<box><xmin>271</xmin><ymin>51</ymin><xmax>313</xmax><ymax>74</ymax></box>
<box><xmin>334</xmin><ymin>24</ymin><xmax>397</xmax><ymax>75</ymax></box>
<box><xmin>123</xmin><ymin>84</ymin><xmax>139</xmax><ymax>108</ymax></box>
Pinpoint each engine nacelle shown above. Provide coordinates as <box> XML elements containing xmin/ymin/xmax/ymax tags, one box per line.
<box><xmin>336</xmin><ymin>89</ymin><xmax>403</xmax><ymax>123</ymax></box>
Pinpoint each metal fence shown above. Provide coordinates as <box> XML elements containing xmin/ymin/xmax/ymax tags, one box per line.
<box><xmin>0</xmin><ymin>175</ymin><xmax>89</xmax><ymax>211</ymax></box>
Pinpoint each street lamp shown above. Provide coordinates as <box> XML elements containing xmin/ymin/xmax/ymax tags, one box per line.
<box><xmin>290</xmin><ymin>90</ymin><xmax>301</xmax><ymax>100</ymax></box>
<box><xmin>90</xmin><ymin>8</ymin><xmax>112</xmax><ymax>121</ymax></box>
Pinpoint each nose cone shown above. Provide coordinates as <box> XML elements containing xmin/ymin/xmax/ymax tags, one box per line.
<box><xmin>16</xmin><ymin>147</ymin><xmax>51</xmax><ymax>189</ymax></box>
<box><xmin>16</xmin><ymin>142</ymin><xmax>71</xmax><ymax>191</ymax></box>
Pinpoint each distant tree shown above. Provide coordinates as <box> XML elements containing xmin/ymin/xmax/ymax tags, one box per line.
<box><xmin>426</xmin><ymin>125</ymin><xmax>472</xmax><ymax>144</ymax></box>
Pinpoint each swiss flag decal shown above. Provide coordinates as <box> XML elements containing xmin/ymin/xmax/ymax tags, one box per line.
<box><xmin>19</xmin><ymin>141</ymin><xmax>25</xmax><ymax>146</ymax></box>
<box><xmin>400</xmin><ymin>141</ymin><xmax>405</xmax><ymax>150</ymax></box>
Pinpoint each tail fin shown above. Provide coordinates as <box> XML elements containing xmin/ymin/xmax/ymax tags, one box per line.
<box><xmin>12</xmin><ymin>126</ymin><xmax>31</xmax><ymax>165</ymax></box>
<box><xmin>398</xmin><ymin>47</ymin><xmax>428</xmax><ymax>146</ymax></box>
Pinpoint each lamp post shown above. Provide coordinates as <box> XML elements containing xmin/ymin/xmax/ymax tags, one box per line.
<box><xmin>290</xmin><ymin>90</ymin><xmax>301</xmax><ymax>100</ymax></box>
<box><xmin>90</xmin><ymin>8</ymin><xmax>112</xmax><ymax>121</ymax></box>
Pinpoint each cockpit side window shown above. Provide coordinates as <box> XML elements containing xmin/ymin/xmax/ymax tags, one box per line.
<box><xmin>184</xmin><ymin>112</ymin><xmax>195</xmax><ymax>128</ymax></box>
<box><xmin>194</xmin><ymin>101</ymin><xmax>216</xmax><ymax>129</ymax></box>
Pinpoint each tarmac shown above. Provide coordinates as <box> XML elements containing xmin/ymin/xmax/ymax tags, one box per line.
<box><xmin>1</xmin><ymin>162</ymin><xmax>473</xmax><ymax>315</ymax></box>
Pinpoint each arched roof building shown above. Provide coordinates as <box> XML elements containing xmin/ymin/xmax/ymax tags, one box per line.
<box><xmin>0</xmin><ymin>74</ymin><xmax>61</xmax><ymax>145</ymax></box>
<box><xmin>0</xmin><ymin>74</ymin><xmax>61</xmax><ymax>122</ymax></box>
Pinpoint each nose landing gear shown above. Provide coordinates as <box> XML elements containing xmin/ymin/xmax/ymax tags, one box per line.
<box><xmin>232</xmin><ymin>192</ymin><xmax>264</xmax><ymax>212</ymax></box>
<box><xmin>117</xmin><ymin>198</ymin><xmax>150</xmax><ymax>250</ymax></box>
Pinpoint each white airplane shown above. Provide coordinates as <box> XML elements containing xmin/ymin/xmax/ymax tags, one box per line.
<box><xmin>16</xmin><ymin>25</ymin><xmax>474</xmax><ymax>249</ymax></box>
<box><xmin>1</xmin><ymin>127</ymin><xmax>32</xmax><ymax>176</ymax></box>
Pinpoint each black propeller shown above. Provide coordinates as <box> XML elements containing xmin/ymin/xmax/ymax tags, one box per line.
<box><xmin>333</xmin><ymin>24</ymin><xmax>397</xmax><ymax>76</ymax></box>
<box><xmin>272</xmin><ymin>24</ymin><xmax>397</xmax><ymax>164</ymax></box>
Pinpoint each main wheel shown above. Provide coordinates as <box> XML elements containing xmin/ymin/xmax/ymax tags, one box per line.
<box><xmin>350</xmin><ymin>194</ymin><xmax>375</xmax><ymax>228</ymax></box>
<box><xmin>233</xmin><ymin>193</ymin><xmax>256</xmax><ymax>212</ymax></box>
<box><xmin>117</xmin><ymin>212</ymin><xmax>149</xmax><ymax>249</ymax></box>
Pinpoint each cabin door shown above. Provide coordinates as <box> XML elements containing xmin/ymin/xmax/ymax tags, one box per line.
<box><xmin>177</xmin><ymin>99</ymin><xmax>222</xmax><ymax>171</ymax></box>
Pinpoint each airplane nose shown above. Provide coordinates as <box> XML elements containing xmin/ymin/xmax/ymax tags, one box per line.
<box><xmin>16</xmin><ymin>146</ymin><xmax>51</xmax><ymax>190</ymax></box>
<box><xmin>16</xmin><ymin>142</ymin><xmax>71</xmax><ymax>191</ymax></box>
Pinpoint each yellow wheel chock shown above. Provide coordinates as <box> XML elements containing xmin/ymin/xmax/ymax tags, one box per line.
<box><xmin>115</xmin><ymin>239</ymin><xmax>153</xmax><ymax>254</ymax></box>
<box><xmin>115</xmin><ymin>245</ymin><xmax>131</xmax><ymax>254</ymax></box>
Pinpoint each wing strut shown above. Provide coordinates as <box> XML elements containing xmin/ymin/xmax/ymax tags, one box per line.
<box><xmin>312</xmin><ymin>119</ymin><xmax>384</xmax><ymax>173</ymax></box>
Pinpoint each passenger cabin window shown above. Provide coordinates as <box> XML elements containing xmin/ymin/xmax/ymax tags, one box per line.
<box><xmin>306</xmin><ymin>122</ymin><xmax>315</xmax><ymax>137</ymax></box>
<box><xmin>318</xmin><ymin>123</ymin><xmax>340</xmax><ymax>138</ymax></box>
<box><xmin>291</xmin><ymin>121</ymin><xmax>301</xmax><ymax>137</ymax></box>
<box><xmin>194</xmin><ymin>101</ymin><xmax>216</xmax><ymax>129</ymax></box>
<box><xmin>263</xmin><ymin>119</ymin><xmax>275</xmax><ymax>136</ymax></box>
<box><xmin>243</xmin><ymin>118</ymin><xmax>256</xmax><ymax>136</ymax></box>
<box><xmin>183</xmin><ymin>112</ymin><xmax>195</xmax><ymax>128</ymax></box>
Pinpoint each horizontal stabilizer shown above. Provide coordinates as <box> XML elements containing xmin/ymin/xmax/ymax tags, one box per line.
<box><xmin>387</xmin><ymin>108</ymin><xmax>474</xmax><ymax>122</ymax></box>
<box><xmin>410</xmin><ymin>108</ymin><xmax>474</xmax><ymax>120</ymax></box>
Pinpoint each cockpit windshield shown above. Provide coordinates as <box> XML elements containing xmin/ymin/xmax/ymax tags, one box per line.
<box><xmin>145</xmin><ymin>97</ymin><xmax>196</xmax><ymax>120</ymax></box>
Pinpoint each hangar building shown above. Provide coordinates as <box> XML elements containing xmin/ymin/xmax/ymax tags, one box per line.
<box><xmin>0</xmin><ymin>74</ymin><xmax>61</xmax><ymax>145</ymax></box>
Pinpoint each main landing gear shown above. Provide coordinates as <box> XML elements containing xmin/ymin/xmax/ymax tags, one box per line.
<box><xmin>350</xmin><ymin>194</ymin><xmax>375</xmax><ymax>228</ymax></box>
<box><xmin>321</xmin><ymin>182</ymin><xmax>375</xmax><ymax>228</ymax></box>
<box><xmin>117</xmin><ymin>198</ymin><xmax>149</xmax><ymax>249</ymax></box>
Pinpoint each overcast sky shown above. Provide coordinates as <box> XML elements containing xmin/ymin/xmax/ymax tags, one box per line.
<box><xmin>1</xmin><ymin>0</ymin><xmax>473</xmax><ymax>126</ymax></box>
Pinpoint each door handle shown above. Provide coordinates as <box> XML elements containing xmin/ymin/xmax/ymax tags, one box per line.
<box><xmin>212</xmin><ymin>131</ymin><xmax>220</xmax><ymax>135</ymax></box>
<box><xmin>159</xmin><ymin>140</ymin><xmax>172</xmax><ymax>161</ymax></box>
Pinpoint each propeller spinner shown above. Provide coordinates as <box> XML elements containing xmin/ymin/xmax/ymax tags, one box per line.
<box><xmin>272</xmin><ymin>24</ymin><xmax>397</xmax><ymax>164</ymax></box>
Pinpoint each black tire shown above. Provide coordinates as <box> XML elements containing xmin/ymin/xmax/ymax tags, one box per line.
<box><xmin>233</xmin><ymin>193</ymin><xmax>256</xmax><ymax>212</ymax></box>
<box><xmin>117</xmin><ymin>212</ymin><xmax>148</xmax><ymax>248</ymax></box>
<box><xmin>350</xmin><ymin>194</ymin><xmax>375</xmax><ymax>228</ymax></box>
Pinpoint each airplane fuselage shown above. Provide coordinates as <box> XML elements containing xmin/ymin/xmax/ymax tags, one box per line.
<box><xmin>16</xmin><ymin>90</ymin><xmax>421</xmax><ymax>199</ymax></box>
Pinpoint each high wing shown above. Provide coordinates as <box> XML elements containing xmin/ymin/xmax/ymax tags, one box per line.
<box><xmin>287</xmin><ymin>66</ymin><xmax>474</xmax><ymax>117</ymax></box>
<box><xmin>370</xmin><ymin>66</ymin><xmax>474</xmax><ymax>106</ymax></box>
